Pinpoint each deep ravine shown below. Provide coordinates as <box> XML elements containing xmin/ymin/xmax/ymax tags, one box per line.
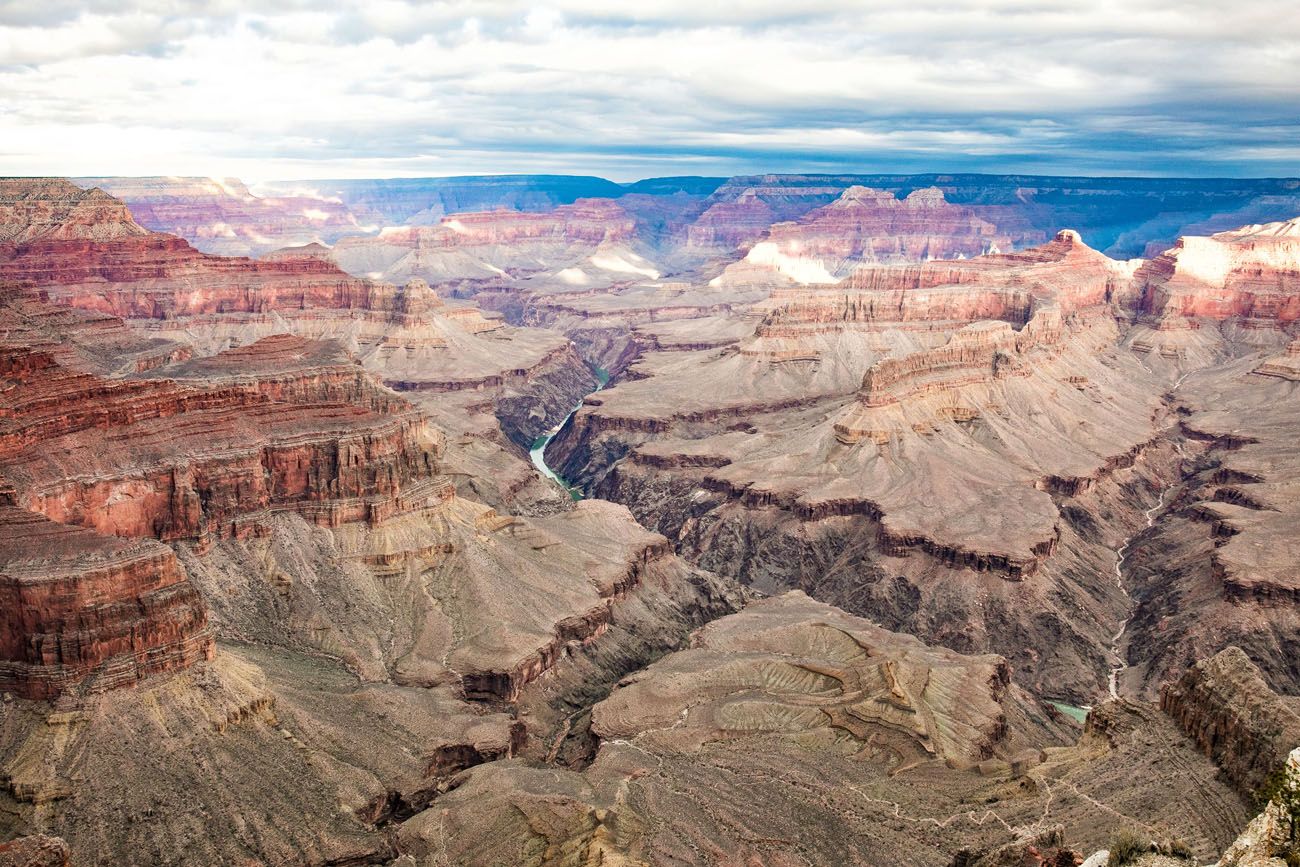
<box><xmin>1108</xmin><ymin>371</ymin><xmax>1192</xmax><ymax>699</ymax></box>
<box><xmin>529</xmin><ymin>365</ymin><xmax>608</xmax><ymax>497</ymax></box>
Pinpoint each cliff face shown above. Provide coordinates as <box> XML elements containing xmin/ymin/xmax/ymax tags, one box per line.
<box><xmin>764</xmin><ymin>185</ymin><xmax>1029</xmax><ymax>262</ymax></box>
<box><xmin>545</xmin><ymin>230</ymin><xmax>1171</xmax><ymax>699</ymax></box>
<box><xmin>3</xmin><ymin>180</ymin><xmax>597</xmax><ymax>455</ymax></box>
<box><xmin>330</xmin><ymin>198</ymin><xmax>645</xmax><ymax>288</ymax></box>
<box><xmin>686</xmin><ymin>179</ymin><xmax>847</xmax><ymax>251</ymax></box>
<box><xmin>1135</xmin><ymin>219</ymin><xmax>1300</xmax><ymax>327</ymax></box>
<box><xmin>1212</xmin><ymin>747</ymin><xmax>1300</xmax><ymax>867</ymax></box>
<box><xmin>0</xmin><ymin>180</ymin><xmax>148</xmax><ymax>244</ymax></box>
<box><xmin>75</xmin><ymin>176</ymin><xmax>367</xmax><ymax>258</ymax></box>
<box><xmin>1160</xmin><ymin>647</ymin><xmax>1300</xmax><ymax>799</ymax></box>
<box><xmin>708</xmin><ymin>186</ymin><xmax>1043</xmax><ymax>288</ymax></box>
<box><xmin>0</xmin><ymin>505</ymin><xmax>213</xmax><ymax>700</ymax></box>
<box><xmin>0</xmin><ymin>339</ymin><xmax>439</xmax><ymax>544</ymax></box>
<box><xmin>0</xmin><ymin>320</ymin><xmax>444</xmax><ymax>699</ymax></box>
<box><xmin>689</xmin><ymin>173</ymin><xmax>1300</xmax><ymax>258</ymax></box>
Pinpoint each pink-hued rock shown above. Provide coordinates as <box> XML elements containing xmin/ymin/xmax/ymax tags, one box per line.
<box><xmin>0</xmin><ymin>179</ymin><xmax>404</xmax><ymax>320</ymax></box>
<box><xmin>329</xmin><ymin>198</ymin><xmax>642</xmax><ymax>287</ymax></box>
<box><xmin>762</xmin><ymin>186</ymin><xmax>1024</xmax><ymax>262</ymax></box>
<box><xmin>709</xmin><ymin>186</ymin><xmax>1048</xmax><ymax>288</ymax></box>
<box><xmin>77</xmin><ymin>176</ymin><xmax>370</xmax><ymax>257</ymax></box>
<box><xmin>1135</xmin><ymin>218</ymin><xmax>1300</xmax><ymax>325</ymax></box>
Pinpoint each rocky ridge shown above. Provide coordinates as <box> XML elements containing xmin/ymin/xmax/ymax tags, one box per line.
<box><xmin>546</xmin><ymin>229</ymin><xmax>1174</xmax><ymax>698</ymax></box>
<box><xmin>0</xmin><ymin>180</ymin><xmax>741</xmax><ymax>864</ymax></box>
<box><xmin>0</xmin><ymin>178</ymin><xmax>1297</xmax><ymax>866</ymax></box>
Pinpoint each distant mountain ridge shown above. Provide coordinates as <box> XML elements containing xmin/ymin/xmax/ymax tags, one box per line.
<box><xmin>74</xmin><ymin>172</ymin><xmax>1300</xmax><ymax>261</ymax></box>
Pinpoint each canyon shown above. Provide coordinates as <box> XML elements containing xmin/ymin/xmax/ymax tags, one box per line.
<box><xmin>0</xmin><ymin>174</ymin><xmax>1297</xmax><ymax>867</ymax></box>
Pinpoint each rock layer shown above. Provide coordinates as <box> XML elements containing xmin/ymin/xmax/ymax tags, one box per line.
<box><xmin>1160</xmin><ymin>647</ymin><xmax>1300</xmax><ymax>799</ymax></box>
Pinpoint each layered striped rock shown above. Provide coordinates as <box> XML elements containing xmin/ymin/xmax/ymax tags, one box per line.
<box><xmin>330</xmin><ymin>198</ymin><xmax>643</xmax><ymax>287</ymax></box>
<box><xmin>547</xmin><ymin>231</ymin><xmax>1176</xmax><ymax>699</ymax></box>
<box><xmin>591</xmin><ymin>591</ymin><xmax>1039</xmax><ymax>770</ymax></box>
<box><xmin>2</xmin><ymin>180</ymin><xmax>597</xmax><ymax>454</ymax></box>
<box><xmin>1134</xmin><ymin>218</ymin><xmax>1300</xmax><ymax>328</ymax></box>
<box><xmin>1160</xmin><ymin>647</ymin><xmax>1300</xmax><ymax>798</ymax></box>
<box><xmin>0</xmin><ymin>338</ymin><xmax>438</xmax><ymax>544</ymax></box>
<box><xmin>0</xmin><ymin>504</ymin><xmax>213</xmax><ymax>700</ymax></box>
<box><xmin>76</xmin><ymin>176</ymin><xmax>367</xmax><ymax>257</ymax></box>
<box><xmin>710</xmin><ymin>186</ymin><xmax>1037</xmax><ymax>289</ymax></box>
<box><xmin>399</xmin><ymin>594</ymin><xmax>1244</xmax><ymax>867</ymax></box>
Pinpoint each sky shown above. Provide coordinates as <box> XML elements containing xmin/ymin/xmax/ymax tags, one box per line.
<box><xmin>1</xmin><ymin>0</ymin><xmax>1297</xmax><ymax>182</ymax></box>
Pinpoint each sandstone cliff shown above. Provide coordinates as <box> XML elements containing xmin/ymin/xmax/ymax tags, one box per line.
<box><xmin>1161</xmin><ymin>647</ymin><xmax>1300</xmax><ymax>799</ymax></box>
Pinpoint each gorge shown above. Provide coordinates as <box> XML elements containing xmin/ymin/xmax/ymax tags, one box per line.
<box><xmin>0</xmin><ymin>172</ymin><xmax>1297</xmax><ymax>867</ymax></box>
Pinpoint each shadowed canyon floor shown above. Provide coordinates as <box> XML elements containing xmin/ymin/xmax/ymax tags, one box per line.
<box><xmin>0</xmin><ymin>176</ymin><xmax>1298</xmax><ymax>866</ymax></box>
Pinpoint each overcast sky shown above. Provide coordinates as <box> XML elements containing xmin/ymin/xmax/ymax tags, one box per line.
<box><xmin>1</xmin><ymin>0</ymin><xmax>1297</xmax><ymax>181</ymax></box>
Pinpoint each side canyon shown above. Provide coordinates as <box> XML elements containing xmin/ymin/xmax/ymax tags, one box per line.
<box><xmin>0</xmin><ymin>173</ymin><xmax>1297</xmax><ymax>867</ymax></box>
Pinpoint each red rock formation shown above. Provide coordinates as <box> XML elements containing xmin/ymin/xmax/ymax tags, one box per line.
<box><xmin>0</xmin><ymin>319</ymin><xmax>444</xmax><ymax>699</ymax></box>
<box><xmin>0</xmin><ymin>501</ymin><xmax>213</xmax><ymax>700</ymax></box>
<box><xmin>78</xmin><ymin>176</ymin><xmax>368</xmax><ymax>257</ymax></box>
<box><xmin>0</xmin><ymin>329</ymin><xmax>440</xmax><ymax>700</ymax></box>
<box><xmin>0</xmin><ymin>179</ymin><xmax>147</xmax><ymax>244</ymax></box>
<box><xmin>839</xmin><ymin>229</ymin><xmax>1131</xmax><ymax>312</ymax></box>
<box><xmin>0</xmin><ymin>340</ymin><xmax>438</xmax><ymax>543</ymax></box>
<box><xmin>430</xmin><ymin>198</ymin><xmax>635</xmax><ymax>246</ymax></box>
<box><xmin>0</xmin><ymin>179</ymin><xmax>409</xmax><ymax>320</ymax></box>
<box><xmin>0</xmin><ymin>183</ymin><xmax>449</xmax><ymax>701</ymax></box>
<box><xmin>328</xmin><ymin>198</ymin><xmax>642</xmax><ymax>287</ymax></box>
<box><xmin>763</xmin><ymin>185</ymin><xmax>1024</xmax><ymax>262</ymax></box>
<box><xmin>686</xmin><ymin>178</ymin><xmax>848</xmax><ymax>250</ymax></box>
<box><xmin>0</xmin><ymin>835</ymin><xmax>71</xmax><ymax>867</ymax></box>
<box><xmin>1135</xmin><ymin>218</ymin><xmax>1300</xmax><ymax>325</ymax></box>
<box><xmin>686</xmin><ymin>188</ymin><xmax>781</xmax><ymax>249</ymax></box>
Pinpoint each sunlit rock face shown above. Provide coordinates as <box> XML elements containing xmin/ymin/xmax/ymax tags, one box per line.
<box><xmin>77</xmin><ymin>175</ymin><xmax>637</xmax><ymax>257</ymax></box>
<box><xmin>1135</xmin><ymin>218</ymin><xmax>1300</xmax><ymax>326</ymax></box>
<box><xmin>75</xmin><ymin>177</ymin><xmax>368</xmax><ymax>257</ymax></box>
<box><xmin>709</xmin><ymin>185</ymin><xmax>1039</xmax><ymax>289</ymax></box>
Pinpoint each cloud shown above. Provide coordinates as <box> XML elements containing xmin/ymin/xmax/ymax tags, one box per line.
<box><xmin>0</xmin><ymin>0</ymin><xmax>1296</xmax><ymax>180</ymax></box>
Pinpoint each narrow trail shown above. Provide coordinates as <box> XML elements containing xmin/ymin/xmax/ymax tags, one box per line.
<box><xmin>1107</xmin><ymin>369</ymin><xmax>1191</xmax><ymax>699</ymax></box>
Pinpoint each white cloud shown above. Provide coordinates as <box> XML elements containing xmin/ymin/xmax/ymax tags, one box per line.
<box><xmin>0</xmin><ymin>0</ymin><xmax>1296</xmax><ymax>179</ymax></box>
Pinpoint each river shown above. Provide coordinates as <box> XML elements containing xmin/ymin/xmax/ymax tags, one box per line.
<box><xmin>529</xmin><ymin>366</ymin><xmax>609</xmax><ymax>499</ymax></box>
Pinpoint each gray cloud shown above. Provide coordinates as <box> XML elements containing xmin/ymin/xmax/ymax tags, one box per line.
<box><xmin>0</xmin><ymin>0</ymin><xmax>1296</xmax><ymax>179</ymax></box>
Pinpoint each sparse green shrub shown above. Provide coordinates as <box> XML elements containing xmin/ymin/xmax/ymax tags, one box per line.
<box><xmin>1107</xmin><ymin>829</ymin><xmax>1150</xmax><ymax>866</ymax></box>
